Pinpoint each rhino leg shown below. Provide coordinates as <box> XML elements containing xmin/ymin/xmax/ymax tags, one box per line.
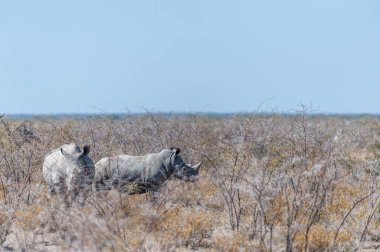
<box><xmin>50</xmin><ymin>176</ymin><xmax>65</xmax><ymax>195</ymax></box>
<box><xmin>93</xmin><ymin>174</ymin><xmax>112</xmax><ymax>191</ymax></box>
<box><xmin>73</xmin><ymin>186</ymin><xmax>85</xmax><ymax>204</ymax></box>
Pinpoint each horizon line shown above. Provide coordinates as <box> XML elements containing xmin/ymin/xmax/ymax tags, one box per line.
<box><xmin>2</xmin><ymin>111</ymin><xmax>380</xmax><ymax>119</ymax></box>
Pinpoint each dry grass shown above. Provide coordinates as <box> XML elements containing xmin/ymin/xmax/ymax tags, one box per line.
<box><xmin>0</xmin><ymin>112</ymin><xmax>380</xmax><ymax>251</ymax></box>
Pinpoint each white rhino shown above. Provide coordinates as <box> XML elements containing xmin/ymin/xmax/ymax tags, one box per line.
<box><xmin>43</xmin><ymin>143</ymin><xmax>94</xmax><ymax>203</ymax></box>
<box><xmin>93</xmin><ymin>148</ymin><xmax>202</xmax><ymax>194</ymax></box>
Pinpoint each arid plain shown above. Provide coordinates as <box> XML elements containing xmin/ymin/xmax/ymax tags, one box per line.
<box><xmin>1</xmin><ymin>112</ymin><xmax>380</xmax><ymax>251</ymax></box>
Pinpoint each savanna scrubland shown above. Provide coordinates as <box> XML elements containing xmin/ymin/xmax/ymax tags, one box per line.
<box><xmin>1</xmin><ymin>110</ymin><xmax>380</xmax><ymax>251</ymax></box>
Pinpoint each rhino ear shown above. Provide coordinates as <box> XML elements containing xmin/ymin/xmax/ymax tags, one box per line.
<box><xmin>82</xmin><ymin>146</ymin><xmax>90</xmax><ymax>156</ymax></box>
<box><xmin>170</xmin><ymin>147</ymin><xmax>180</xmax><ymax>155</ymax></box>
<box><xmin>61</xmin><ymin>148</ymin><xmax>69</xmax><ymax>156</ymax></box>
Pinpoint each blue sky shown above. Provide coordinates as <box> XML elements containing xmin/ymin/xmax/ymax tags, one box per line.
<box><xmin>1</xmin><ymin>0</ymin><xmax>379</xmax><ymax>114</ymax></box>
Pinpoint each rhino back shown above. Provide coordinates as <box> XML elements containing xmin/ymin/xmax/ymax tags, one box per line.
<box><xmin>96</xmin><ymin>153</ymin><xmax>167</xmax><ymax>184</ymax></box>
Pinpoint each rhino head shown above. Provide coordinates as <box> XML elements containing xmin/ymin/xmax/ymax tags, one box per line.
<box><xmin>168</xmin><ymin>148</ymin><xmax>202</xmax><ymax>182</ymax></box>
<box><xmin>60</xmin><ymin>143</ymin><xmax>94</xmax><ymax>177</ymax></box>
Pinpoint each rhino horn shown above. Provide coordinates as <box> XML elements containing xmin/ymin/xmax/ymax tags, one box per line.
<box><xmin>192</xmin><ymin>162</ymin><xmax>202</xmax><ymax>171</ymax></box>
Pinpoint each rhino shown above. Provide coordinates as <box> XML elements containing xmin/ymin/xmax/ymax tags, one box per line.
<box><xmin>93</xmin><ymin>148</ymin><xmax>202</xmax><ymax>194</ymax></box>
<box><xmin>42</xmin><ymin>143</ymin><xmax>95</xmax><ymax>204</ymax></box>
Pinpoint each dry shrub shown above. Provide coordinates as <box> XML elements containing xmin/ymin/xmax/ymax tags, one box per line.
<box><xmin>294</xmin><ymin>224</ymin><xmax>353</xmax><ymax>252</ymax></box>
<box><xmin>265</xmin><ymin>192</ymin><xmax>286</xmax><ymax>226</ymax></box>
<box><xmin>0</xmin><ymin>211</ymin><xmax>8</xmax><ymax>226</ymax></box>
<box><xmin>0</xmin><ymin>113</ymin><xmax>380</xmax><ymax>250</ymax></box>
<box><xmin>153</xmin><ymin>207</ymin><xmax>213</xmax><ymax>248</ymax></box>
<box><xmin>213</xmin><ymin>231</ymin><xmax>260</xmax><ymax>251</ymax></box>
<box><xmin>325</xmin><ymin>181</ymin><xmax>365</xmax><ymax>218</ymax></box>
<box><xmin>15</xmin><ymin>205</ymin><xmax>43</xmax><ymax>231</ymax></box>
<box><xmin>293</xmin><ymin>225</ymin><xmax>332</xmax><ymax>251</ymax></box>
<box><xmin>161</xmin><ymin>177</ymin><xmax>222</xmax><ymax>210</ymax></box>
<box><xmin>0</xmin><ymin>210</ymin><xmax>11</xmax><ymax>244</ymax></box>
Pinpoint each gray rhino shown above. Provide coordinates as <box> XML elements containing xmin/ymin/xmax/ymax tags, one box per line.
<box><xmin>93</xmin><ymin>148</ymin><xmax>202</xmax><ymax>194</ymax></box>
<box><xmin>42</xmin><ymin>143</ymin><xmax>95</xmax><ymax>203</ymax></box>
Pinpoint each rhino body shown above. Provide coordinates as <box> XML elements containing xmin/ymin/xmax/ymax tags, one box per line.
<box><xmin>93</xmin><ymin>148</ymin><xmax>201</xmax><ymax>194</ymax></box>
<box><xmin>43</xmin><ymin>143</ymin><xmax>95</xmax><ymax>203</ymax></box>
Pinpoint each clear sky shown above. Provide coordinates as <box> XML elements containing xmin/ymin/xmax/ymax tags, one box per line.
<box><xmin>1</xmin><ymin>1</ymin><xmax>379</xmax><ymax>114</ymax></box>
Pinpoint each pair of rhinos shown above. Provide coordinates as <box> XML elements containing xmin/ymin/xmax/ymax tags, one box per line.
<box><xmin>43</xmin><ymin>143</ymin><xmax>202</xmax><ymax>197</ymax></box>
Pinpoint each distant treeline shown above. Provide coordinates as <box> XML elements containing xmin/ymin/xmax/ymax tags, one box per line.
<box><xmin>2</xmin><ymin>112</ymin><xmax>380</xmax><ymax>120</ymax></box>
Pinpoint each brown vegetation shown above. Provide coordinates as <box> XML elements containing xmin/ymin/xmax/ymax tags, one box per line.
<box><xmin>0</xmin><ymin>111</ymin><xmax>380</xmax><ymax>251</ymax></box>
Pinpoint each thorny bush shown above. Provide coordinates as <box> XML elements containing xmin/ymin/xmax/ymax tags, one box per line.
<box><xmin>0</xmin><ymin>113</ymin><xmax>379</xmax><ymax>251</ymax></box>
